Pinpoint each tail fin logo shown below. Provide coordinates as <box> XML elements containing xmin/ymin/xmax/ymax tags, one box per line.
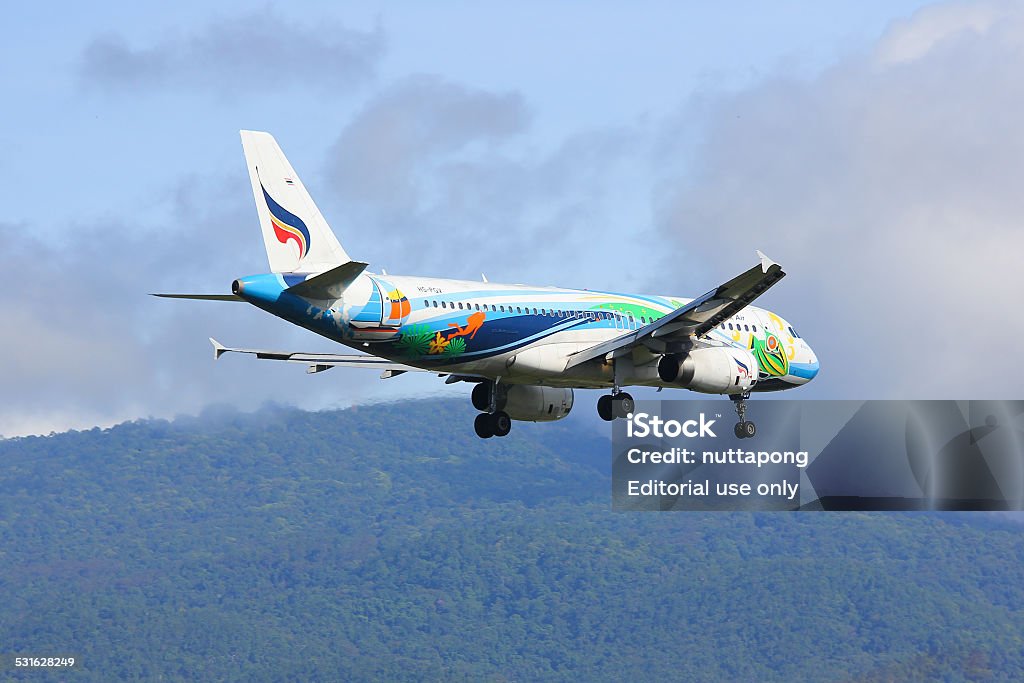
<box><xmin>260</xmin><ymin>181</ymin><xmax>311</xmax><ymax>260</ymax></box>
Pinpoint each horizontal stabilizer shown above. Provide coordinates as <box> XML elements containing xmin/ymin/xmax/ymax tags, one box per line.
<box><xmin>285</xmin><ymin>261</ymin><xmax>368</xmax><ymax>299</ymax></box>
<box><xmin>209</xmin><ymin>337</ymin><xmax>427</xmax><ymax>373</ymax></box>
<box><xmin>151</xmin><ymin>293</ymin><xmax>244</xmax><ymax>302</ymax></box>
<box><xmin>206</xmin><ymin>338</ymin><xmax>487</xmax><ymax>381</ymax></box>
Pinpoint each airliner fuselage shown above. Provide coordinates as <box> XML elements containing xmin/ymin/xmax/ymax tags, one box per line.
<box><xmin>233</xmin><ymin>271</ymin><xmax>818</xmax><ymax>392</ymax></box>
<box><xmin>160</xmin><ymin>131</ymin><xmax>819</xmax><ymax>439</ymax></box>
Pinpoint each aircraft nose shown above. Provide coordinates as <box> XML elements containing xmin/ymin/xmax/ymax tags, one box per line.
<box><xmin>805</xmin><ymin>349</ymin><xmax>819</xmax><ymax>380</ymax></box>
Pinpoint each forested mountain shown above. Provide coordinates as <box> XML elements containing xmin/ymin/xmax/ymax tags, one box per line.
<box><xmin>1</xmin><ymin>400</ymin><xmax>1022</xmax><ymax>681</ymax></box>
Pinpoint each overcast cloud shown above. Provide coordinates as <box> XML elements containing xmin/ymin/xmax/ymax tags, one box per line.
<box><xmin>4</xmin><ymin>1</ymin><xmax>1018</xmax><ymax>435</ymax></box>
<box><xmin>0</xmin><ymin>178</ymin><xmax>412</xmax><ymax>438</ymax></box>
<box><xmin>323</xmin><ymin>75</ymin><xmax>650</xmax><ymax>287</ymax></box>
<box><xmin>651</xmin><ymin>0</ymin><xmax>1024</xmax><ymax>399</ymax></box>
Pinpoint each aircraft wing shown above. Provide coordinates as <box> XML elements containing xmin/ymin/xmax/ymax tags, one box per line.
<box><xmin>565</xmin><ymin>251</ymin><xmax>785</xmax><ymax>370</ymax></box>
<box><xmin>210</xmin><ymin>338</ymin><xmax>437</xmax><ymax>378</ymax></box>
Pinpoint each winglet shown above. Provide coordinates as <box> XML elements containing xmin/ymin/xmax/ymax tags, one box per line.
<box><xmin>210</xmin><ymin>338</ymin><xmax>228</xmax><ymax>360</ymax></box>
<box><xmin>756</xmin><ymin>250</ymin><xmax>778</xmax><ymax>274</ymax></box>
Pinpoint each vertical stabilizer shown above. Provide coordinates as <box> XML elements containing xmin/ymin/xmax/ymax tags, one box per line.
<box><xmin>240</xmin><ymin>130</ymin><xmax>350</xmax><ymax>273</ymax></box>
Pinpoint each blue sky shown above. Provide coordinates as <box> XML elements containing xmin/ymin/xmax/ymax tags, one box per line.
<box><xmin>3</xmin><ymin>1</ymin><xmax>1019</xmax><ymax>435</ymax></box>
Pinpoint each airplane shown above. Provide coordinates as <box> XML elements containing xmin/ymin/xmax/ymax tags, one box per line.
<box><xmin>156</xmin><ymin>131</ymin><xmax>819</xmax><ymax>439</ymax></box>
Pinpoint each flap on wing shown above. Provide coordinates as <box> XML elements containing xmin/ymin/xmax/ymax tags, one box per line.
<box><xmin>565</xmin><ymin>251</ymin><xmax>785</xmax><ymax>369</ymax></box>
<box><xmin>285</xmin><ymin>260</ymin><xmax>369</xmax><ymax>299</ymax></box>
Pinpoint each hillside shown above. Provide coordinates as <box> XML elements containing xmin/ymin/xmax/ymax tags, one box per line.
<box><xmin>1</xmin><ymin>400</ymin><xmax>1022</xmax><ymax>681</ymax></box>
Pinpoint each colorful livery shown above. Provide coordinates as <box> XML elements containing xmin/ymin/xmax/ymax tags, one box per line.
<box><xmin>157</xmin><ymin>131</ymin><xmax>819</xmax><ymax>439</ymax></box>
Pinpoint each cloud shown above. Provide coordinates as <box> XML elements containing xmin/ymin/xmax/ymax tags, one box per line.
<box><xmin>327</xmin><ymin>75</ymin><xmax>530</xmax><ymax>214</ymax></box>
<box><xmin>0</xmin><ymin>174</ymin><xmax>425</xmax><ymax>438</ymax></box>
<box><xmin>78</xmin><ymin>11</ymin><xmax>384</xmax><ymax>94</ymax></box>
<box><xmin>875</xmin><ymin>0</ymin><xmax>1007</xmax><ymax>65</ymax></box>
<box><xmin>22</xmin><ymin>0</ymin><xmax>1021</xmax><ymax>437</ymax></box>
<box><xmin>323</xmin><ymin>76</ymin><xmax>652</xmax><ymax>288</ymax></box>
<box><xmin>652</xmin><ymin>0</ymin><xmax>1024</xmax><ymax>399</ymax></box>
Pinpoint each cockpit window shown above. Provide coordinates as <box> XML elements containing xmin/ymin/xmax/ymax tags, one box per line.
<box><xmin>788</xmin><ymin>326</ymin><xmax>800</xmax><ymax>338</ymax></box>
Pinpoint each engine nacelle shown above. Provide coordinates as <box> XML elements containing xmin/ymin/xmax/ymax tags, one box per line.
<box><xmin>497</xmin><ymin>385</ymin><xmax>574</xmax><ymax>422</ymax></box>
<box><xmin>657</xmin><ymin>348</ymin><xmax>758</xmax><ymax>394</ymax></box>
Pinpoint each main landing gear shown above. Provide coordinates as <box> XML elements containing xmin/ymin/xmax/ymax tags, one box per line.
<box><xmin>474</xmin><ymin>411</ymin><xmax>511</xmax><ymax>439</ymax></box>
<box><xmin>471</xmin><ymin>381</ymin><xmax>512</xmax><ymax>439</ymax></box>
<box><xmin>731</xmin><ymin>393</ymin><xmax>756</xmax><ymax>439</ymax></box>
<box><xmin>597</xmin><ymin>390</ymin><xmax>634</xmax><ymax>422</ymax></box>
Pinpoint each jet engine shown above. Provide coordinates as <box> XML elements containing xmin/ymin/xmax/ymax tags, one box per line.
<box><xmin>472</xmin><ymin>382</ymin><xmax>574</xmax><ymax>422</ymax></box>
<box><xmin>657</xmin><ymin>347</ymin><xmax>758</xmax><ymax>394</ymax></box>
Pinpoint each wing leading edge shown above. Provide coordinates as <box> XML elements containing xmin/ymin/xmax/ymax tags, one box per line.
<box><xmin>565</xmin><ymin>251</ymin><xmax>785</xmax><ymax>370</ymax></box>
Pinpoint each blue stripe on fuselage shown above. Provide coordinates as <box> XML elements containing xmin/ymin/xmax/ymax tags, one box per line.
<box><xmin>236</xmin><ymin>273</ymin><xmax>677</xmax><ymax>366</ymax></box>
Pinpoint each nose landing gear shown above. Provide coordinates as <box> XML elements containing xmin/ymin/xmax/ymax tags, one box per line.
<box><xmin>731</xmin><ymin>393</ymin><xmax>756</xmax><ymax>439</ymax></box>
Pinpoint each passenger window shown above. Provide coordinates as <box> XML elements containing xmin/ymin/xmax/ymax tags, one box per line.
<box><xmin>516</xmin><ymin>307</ymin><xmax>522</xmax><ymax>314</ymax></box>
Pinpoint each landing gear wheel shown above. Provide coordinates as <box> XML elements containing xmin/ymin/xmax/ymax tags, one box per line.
<box><xmin>612</xmin><ymin>392</ymin><xmax>635</xmax><ymax>419</ymax></box>
<box><xmin>471</xmin><ymin>382</ymin><xmax>491</xmax><ymax>412</ymax></box>
<box><xmin>729</xmin><ymin>393</ymin><xmax>754</xmax><ymax>438</ymax></box>
<box><xmin>474</xmin><ymin>413</ymin><xmax>495</xmax><ymax>439</ymax></box>
<box><xmin>734</xmin><ymin>421</ymin><xmax>757</xmax><ymax>439</ymax></box>
<box><xmin>492</xmin><ymin>411</ymin><xmax>512</xmax><ymax>437</ymax></box>
<box><xmin>597</xmin><ymin>395</ymin><xmax>614</xmax><ymax>422</ymax></box>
